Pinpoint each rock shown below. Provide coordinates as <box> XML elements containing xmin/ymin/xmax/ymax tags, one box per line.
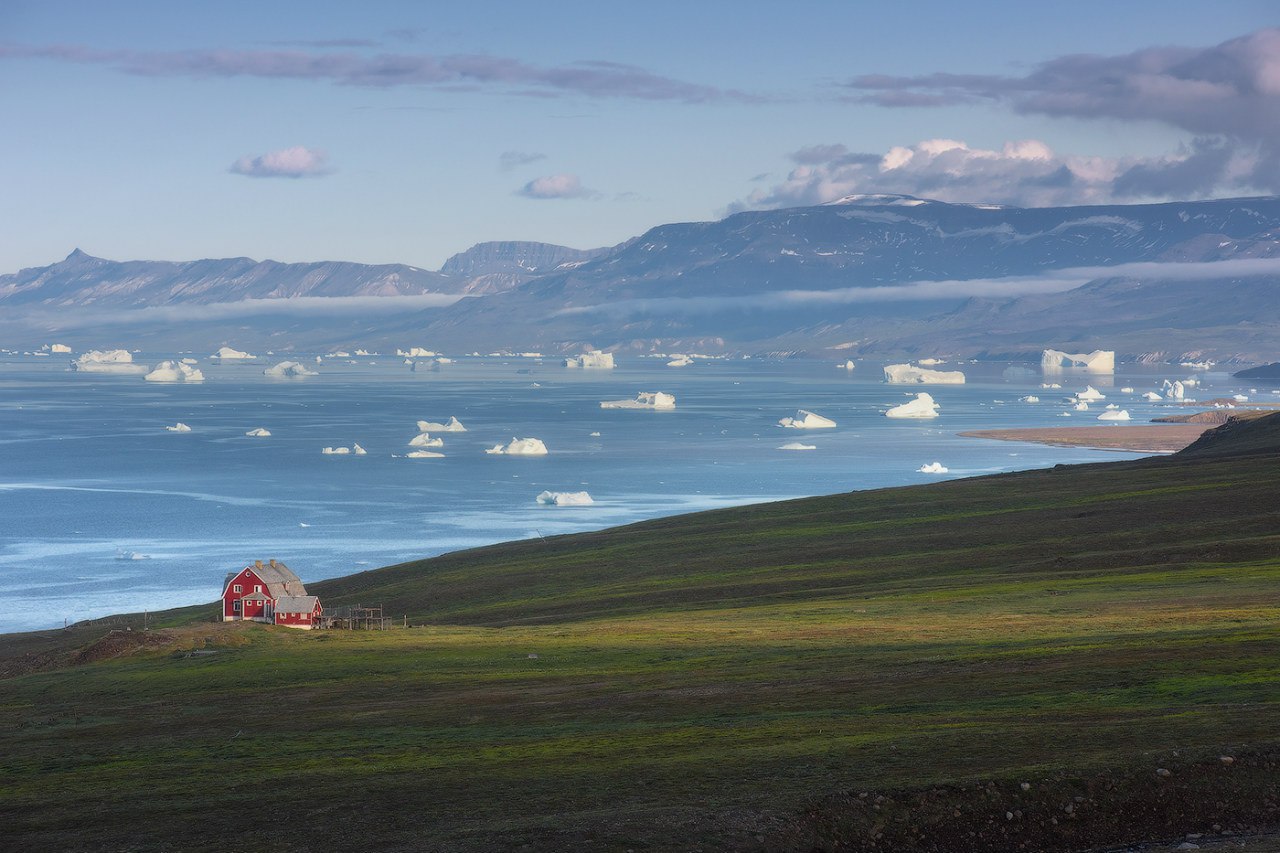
<box><xmin>1219</xmin><ymin>755</ymin><xmax>1235</xmax><ymax>765</ymax></box>
<box><xmin>1156</xmin><ymin>767</ymin><xmax>1172</xmax><ymax>778</ymax></box>
<box><xmin>1019</xmin><ymin>782</ymin><xmax>1031</xmax><ymax>791</ymax></box>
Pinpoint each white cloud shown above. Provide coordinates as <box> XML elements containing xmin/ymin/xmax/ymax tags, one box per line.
<box><xmin>230</xmin><ymin>146</ymin><xmax>332</xmax><ymax>179</ymax></box>
<box><xmin>517</xmin><ymin>173</ymin><xmax>593</xmax><ymax>199</ymax></box>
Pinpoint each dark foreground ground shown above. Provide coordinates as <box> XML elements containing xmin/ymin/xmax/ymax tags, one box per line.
<box><xmin>2</xmin><ymin>415</ymin><xmax>1278</xmax><ymax>851</ymax></box>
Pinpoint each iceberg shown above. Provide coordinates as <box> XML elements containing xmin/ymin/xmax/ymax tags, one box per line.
<box><xmin>485</xmin><ymin>437</ymin><xmax>549</xmax><ymax>456</ymax></box>
<box><xmin>397</xmin><ymin>347</ymin><xmax>437</xmax><ymax>358</ymax></box>
<box><xmin>918</xmin><ymin>462</ymin><xmax>949</xmax><ymax>473</ymax></box>
<box><xmin>885</xmin><ymin>393</ymin><xmax>940</xmax><ymax>419</ymax></box>
<box><xmin>355</xmin><ymin>349</ymin><xmax>374</xmax><ymax>356</ymax></box>
<box><xmin>1143</xmin><ymin>391</ymin><xmax>1163</xmax><ymax>401</ymax></box>
<box><xmin>840</xmin><ymin>360</ymin><xmax>856</xmax><ymax>370</ymax></box>
<box><xmin>884</xmin><ymin>363</ymin><xmax>966</xmax><ymax>384</ymax></box>
<box><xmin>1120</xmin><ymin>386</ymin><xmax>1135</xmax><ymax>393</ymax></box>
<box><xmin>1041</xmin><ymin>383</ymin><xmax>1062</xmax><ymax>389</ymax></box>
<box><xmin>600</xmin><ymin>392</ymin><xmax>676</xmax><ymax>410</ymax></box>
<box><xmin>1098</xmin><ymin>410</ymin><xmax>1131</xmax><ymax>421</ymax></box>
<box><xmin>778</xmin><ymin>409</ymin><xmax>836</xmax><ymax>429</ymax></box>
<box><xmin>264</xmin><ymin>361</ymin><xmax>317</xmax><ymax>379</ymax></box>
<box><xmin>145</xmin><ymin>361</ymin><xmax>205</xmax><ymax>382</ymax></box>
<box><xmin>165</xmin><ymin>422</ymin><xmax>192</xmax><ymax>432</ymax></box>
<box><xmin>416</xmin><ymin>417</ymin><xmax>466</xmax><ymax>433</ymax></box>
<box><xmin>536</xmin><ymin>490</ymin><xmax>594</xmax><ymax>506</ymax></box>
<box><xmin>1181</xmin><ymin>360</ymin><xmax>1214</xmax><ymax>370</ymax></box>
<box><xmin>180</xmin><ymin>357</ymin><xmax>199</xmax><ymax>365</ymax></box>
<box><xmin>667</xmin><ymin>355</ymin><xmax>693</xmax><ymax>367</ymax></box>
<box><xmin>564</xmin><ymin>350</ymin><xmax>615</xmax><ymax>369</ymax></box>
<box><xmin>1073</xmin><ymin>402</ymin><xmax>1089</xmax><ymax>411</ymax></box>
<box><xmin>1162</xmin><ymin>379</ymin><xmax>1186</xmax><ymax>400</ymax></box>
<box><xmin>406</xmin><ymin>450</ymin><xmax>445</xmax><ymax>458</ymax></box>
<box><xmin>321</xmin><ymin>446</ymin><xmax>351</xmax><ymax>455</ymax></box>
<box><xmin>48</xmin><ymin>343</ymin><xmax>71</xmax><ymax>353</ymax></box>
<box><xmin>245</xmin><ymin>427</ymin><xmax>271</xmax><ymax>437</ymax></box>
<box><xmin>917</xmin><ymin>358</ymin><xmax>944</xmax><ymax>366</ymax></box>
<box><xmin>1021</xmin><ymin>395</ymin><xmax>1040</xmax><ymax>403</ymax></box>
<box><xmin>352</xmin><ymin>443</ymin><xmax>367</xmax><ymax>455</ymax></box>
<box><xmin>408</xmin><ymin>433</ymin><xmax>444</xmax><ymax>448</ymax></box>
<box><xmin>72</xmin><ymin>350</ymin><xmax>149</xmax><ymax>375</ymax></box>
<box><xmin>1041</xmin><ymin>349</ymin><xmax>1115</xmax><ymax>373</ymax></box>
<box><xmin>777</xmin><ymin>442</ymin><xmax>817</xmax><ymax>450</ymax></box>
<box><xmin>211</xmin><ymin>346</ymin><xmax>254</xmax><ymax>361</ymax></box>
<box><xmin>1076</xmin><ymin>385</ymin><xmax>1106</xmax><ymax>402</ymax></box>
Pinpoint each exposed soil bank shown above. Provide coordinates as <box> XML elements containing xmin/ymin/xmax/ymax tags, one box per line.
<box><xmin>959</xmin><ymin>424</ymin><xmax>1210</xmax><ymax>452</ymax></box>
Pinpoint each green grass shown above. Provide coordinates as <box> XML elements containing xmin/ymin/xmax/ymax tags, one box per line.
<box><xmin>2</xmin><ymin>416</ymin><xmax>1280</xmax><ymax>851</ymax></box>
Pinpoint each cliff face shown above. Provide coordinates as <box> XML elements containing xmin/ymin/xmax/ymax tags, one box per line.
<box><xmin>440</xmin><ymin>241</ymin><xmax>610</xmax><ymax>286</ymax></box>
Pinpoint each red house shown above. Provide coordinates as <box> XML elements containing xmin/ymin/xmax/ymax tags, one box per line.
<box><xmin>221</xmin><ymin>559</ymin><xmax>323</xmax><ymax>630</ymax></box>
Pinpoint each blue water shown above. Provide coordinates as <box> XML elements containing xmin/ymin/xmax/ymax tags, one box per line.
<box><xmin>0</xmin><ymin>354</ymin><xmax>1268</xmax><ymax>632</ymax></box>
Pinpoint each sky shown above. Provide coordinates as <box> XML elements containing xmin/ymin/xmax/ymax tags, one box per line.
<box><xmin>0</xmin><ymin>0</ymin><xmax>1276</xmax><ymax>272</ymax></box>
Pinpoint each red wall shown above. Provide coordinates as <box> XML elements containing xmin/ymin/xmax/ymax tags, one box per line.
<box><xmin>222</xmin><ymin>568</ymin><xmax>268</xmax><ymax>618</ymax></box>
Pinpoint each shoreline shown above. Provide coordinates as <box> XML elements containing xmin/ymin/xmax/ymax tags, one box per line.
<box><xmin>958</xmin><ymin>423</ymin><xmax>1211</xmax><ymax>453</ymax></box>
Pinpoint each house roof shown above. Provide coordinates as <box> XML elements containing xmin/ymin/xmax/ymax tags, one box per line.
<box><xmin>240</xmin><ymin>592</ymin><xmax>271</xmax><ymax>601</ymax></box>
<box><xmin>275</xmin><ymin>596</ymin><xmax>320</xmax><ymax>613</ymax></box>
<box><xmin>222</xmin><ymin>560</ymin><xmax>308</xmax><ymax>599</ymax></box>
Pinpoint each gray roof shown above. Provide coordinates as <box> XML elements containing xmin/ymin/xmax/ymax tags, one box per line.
<box><xmin>222</xmin><ymin>560</ymin><xmax>308</xmax><ymax>598</ymax></box>
<box><xmin>275</xmin><ymin>596</ymin><xmax>320</xmax><ymax>613</ymax></box>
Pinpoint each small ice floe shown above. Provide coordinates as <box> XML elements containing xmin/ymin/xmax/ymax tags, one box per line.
<box><xmin>1059</xmin><ymin>412</ymin><xmax>1072</xmax><ymax>417</ymax></box>
<box><xmin>165</xmin><ymin>422</ymin><xmax>192</xmax><ymax>432</ymax></box>
<box><xmin>885</xmin><ymin>393</ymin><xmax>939</xmax><ymax>419</ymax></box>
<box><xmin>1073</xmin><ymin>402</ymin><xmax>1090</xmax><ymax>411</ymax></box>
<box><xmin>408</xmin><ymin>433</ymin><xmax>444</xmax><ymax>448</ymax></box>
<box><xmin>264</xmin><ymin>360</ymin><xmax>317</xmax><ymax>379</ymax></box>
<box><xmin>1120</xmin><ymin>386</ymin><xmax>1135</xmax><ymax>393</ymax></box>
<box><xmin>1234</xmin><ymin>394</ymin><xmax>1250</xmax><ymax>402</ymax></box>
<box><xmin>778</xmin><ymin>409</ymin><xmax>836</xmax><ymax>429</ymax></box>
<box><xmin>211</xmin><ymin>346</ymin><xmax>254</xmax><ymax>361</ymax></box>
<box><xmin>406</xmin><ymin>450</ymin><xmax>445</xmax><ymax>458</ymax></box>
<box><xmin>589</xmin><ymin>431</ymin><xmax>601</xmax><ymax>437</ymax></box>
<box><xmin>485</xmin><ymin>438</ymin><xmax>549</xmax><ymax>456</ymax></box>
<box><xmin>1021</xmin><ymin>395</ymin><xmax>1040</xmax><ymax>403</ymax></box>
<box><xmin>115</xmin><ymin>548</ymin><xmax>151</xmax><ymax>560</ymax></box>
<box><xmin>1076</xmin><ymin>385</ymin><xmax>1106</xmax><ymax>402</ymax></box>
<box><xmin>1105</xmin><ymin>403</ymin><xmax>1119</xmax><ymax>410</ymax></box>
<box><xmin>840</xmin><ymin>360</ymin><xmax>856</xmax><ymax>370</ymax></box>
<box><xmin>245</xmin><ymin>427</ymin><xmax>271</xmax><ymax>437</ymax></box>
<box><xmin>1098</xmin><ymin>410</ymin><xmax>1131</xmax><ymax>421</ymax></box>
<box><xmin>1143</xmin><ymin>391</ymin><xmax>1163</xmax><ymax>401</ymax></box>
<box><xmin>667</xmin><ymin>355</ymin><xmax>693</xmax><ymax>367</ymax></box>
<box><xmin>918</xmin><ymin>462</ymin><xmax>949</xmax><ymax>474</ymax></box>
<box><xmin>1041</xmin><ymin>383</ymin><xmax>1062</xmax><ymax>389</ymax></box>
<box><xmin>352</xmin><ymin>443</ymin><xmax>367</xmax><ymax>455</ymax></box>
<box><xmin>417</xmin><ymin>417</ymin><xmax>466</xmax><ymax>432</ymax></box>
<box><xmin>145</xmin><ymin>361</ymin><xmax>205</xmax><ymax>382</ymax></box>
<box><xmin>321</xmin><ymin>446</ymin><xmax>351</xmax><ymax>455</ymax></box>
<box><xmin>601</xmin><ymin>392</ymin><xmax>675</xmax><ymax>410</ymax></box>
<box><xmin>778</xmin><ymin>442</ymin><xmax>817</xmax><ymax>450</ymax></box>
<box><xmin>536</xmin><ymin>490</ymin><xmax>594</xmax><ymax>506</ymax></box>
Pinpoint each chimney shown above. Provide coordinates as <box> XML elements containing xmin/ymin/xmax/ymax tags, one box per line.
<box><xmin>254</xmin><ymin>560</ymin><xmax>263</xmax><ymax>568</ymax></box>
<box><xmin>269</xmin><ymin>558</ymin><xmax>277</xmax><ymax>568</ymax></box>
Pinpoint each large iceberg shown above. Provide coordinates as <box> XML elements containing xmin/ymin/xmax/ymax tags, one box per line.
<box><xmin>211</xmin><ymin>346</ymin><xmax>255</xmax><ymax>361</ymax></box>
<box><xmin>1098</xmin><ymin>409</ymin><xmax>1131</xmax><ymax>421</ymax></box>
<box><xmin>1076</xmin><ymin>385</ymin><xmax>1106</xmax><ymax>402</ymax></box>
<box><xmin>884</xmin><ymin>363</ymin><xmax>966</xmax><ymax>384</ymax></box>
<box><xmin>416</xmin><ymin>417</ymin><xmax>466</xmax><ymax>432</ymax></box>
<box><xmin>778</xmin><ymin>409</ymin><xmax>836</xmax><ymax>429</ymax></box>
<box><xmin>565</xmin><ymin>350</ymin><xmax>615</xmax><ymax>369</ymax></box>
<box><xmin>885</xmin><ymin>393</ymin><xmax>940</xmax><ymax>419</ymax></box>
<box><xmin>667</xmin><ymin>355</ymin><xmax>693</xmax><ymax>367</ymax></box>
<box><xmin>1042</xmin><ymin>349</ymin><xmax>1115</xmax><ymax>373</ymax></box>
<box><xmin>536</xmin><ymin>490</ymin><xmax>594</xmax><ymax>506</ymax></box>
<box><xmin>397</xmin><ymin>347</ymin><xmax>437</xmax><ymax>358</ymax></box>
<box><xmin>264</xmin><ymin>361</ymin><xmax>317</xmax><ymax>379</ymax></box>
<box><xmin>73</xmin><ymin>350</ymin><xmax>149</xmax><ymax>375</ymax></box>
<box><xmin>48</xmin><ymin>343</ymin><xmax>71</xmax><ymax>353</ymax></box>
<box><xmin>1162</xmin><ymin>379</ymin><xmax>1186</xmax><ymax>400</ymax></box>
<box><xmin>600</xmin><ymin>392</ymin><xmax>676</xmax><ymax>410</ymax></box>
<box><xmin>485</xmin><ymin>438</ymin><xmax>549</xmax><ymax>456</ymax></box>
<box><xmin>1143</xmin><ymin>391</ymin><xmax>1163</xmax><ymax>401</ymax></box>
<box><xmin>408</xmin><ymin>433</ymin><xmax>444</xmax><ymax>448</ymax></box>
<box><xmin>145</xmin><ymin>360</ymin><xmax>205</xmax><ymax>382</ymax></box>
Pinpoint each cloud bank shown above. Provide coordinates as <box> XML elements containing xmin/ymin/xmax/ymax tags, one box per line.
<box><xmin>499</xmin><ymin>150</ymin><xmax>547</xmax><ymax>171</ymax></box>
<box><xmin>839</xmin><ymin>28</ymin><xmax>1280</xmax><ymax>199</ymax></box>
<box><xmin>230</xmin><ymin>146</ymin><xmax>331</xmax><ymax>179</ymax></box>
<box><xmin>518</xmin><ymin>173</ymin><xmax>593</xmax><ymax>199</ymax></box>
<box><xmin>0</xmin><ymin>43</ymin><xmax>754</xmax><ymax>102</ymax></box>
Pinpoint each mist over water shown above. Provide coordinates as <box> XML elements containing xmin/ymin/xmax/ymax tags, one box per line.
<box><xmin>0</xmin><ymin>354</ymin><xmax>1265</xmax><ymax>632</ymax></box>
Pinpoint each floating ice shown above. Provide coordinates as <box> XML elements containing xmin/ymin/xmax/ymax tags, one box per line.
<box><xmin>406</xmin><ymin>450</ymin><xmax>445</xmax><ymax>458</ymax></box>
<box><xmin>408</xmin><ymin>433</ymin><xmax>444</xmax><ymax>448</ymax></box>
<box><xmin>589</xmin><ymin>431</ymin><xmax>601</xmax><ymax>437</ymax></box>
<box><xmin>1161</xmin><ymin>379</ymin><xmax>1186</xmax><ymax>400</ymax></box>
<box><xmin>114</xmin><ymin>548</ymin><xmax>150</xmax><ymax>560</ymax></box>
<box><xmin>397</xmin><ymin>347</ymin><xmax>436</xmax><ymax>358</ymax></box>
<box><xmin>917</xmin><ymin>358</ymin><xmax>944</xmax><ymax>366</ymax></box>
<box><xmin>416</xmin><ymin>417</ymin><xmax>466</xmax><ymax>432</ymax></box>
<box><xmin>667</xmin><ymin>355</ymin><xmax>693</xmax><ymax>367</ymax></box>
<box><xmin>841</xmin><ymin>360</ymin><xmax>856</xmax><ymax>370</ymax></box>
<box><xmin>565</xmin><ymin>350</ymin><xmax>615</xmax><ymax>369</ymax></box>
<box><xmin>1076</xmin><ymin>386</ymin><xmax>1106</xmax><ymax>402</ymax></box>
<box><xmin>1120</xmin><ymin>386</ymin><xmax>1135</xmax><ymax>393</ymax></box>
<box><xmin>1041</xmin><ymin>349</ymin><xmax>1115</xmax><ymax>372</ymax></box>
<box><xmin>165</xmin><ymin>422</ymin><xmax>192</xmax><ymax>432</ymax></box>
<box><xmin>245</xmin><ymin>427</ymin><xmax>271</xmax><ymax>437</ymax></box>
<box><xmin>211</xmin><ymin>346</ymin><xmax>254</xmax><ymax>360</ymax></box>
<box><xmin>1234</xmin><ymin>394</ymin><xmax>1250</xmax><ymax>402</ymax></box>
<box><xmin>355</xmin><ymin>349</ymin><xmax>373</xmax><ymax>356</ymax></box>
<box><xmin>777</xmin><ymin>442</ymin><xmax>817</xmax><ymax>450</ymax></box>
<box><xmin>145</xmin><ymin>360</ymin><xmax>205</xmax><ymax>382</ymax></box>
<box><xmin>1021</xmin><ymin>395</ymin><xmax>1040</xmax><ymax>403</ymax></box>
<box><xmin>918</xmin><ymin>462</ymin><xmax>949</xmax><ymax>473</ymax></box>
<box><xmin>352</xmin><ymin>443</ymin><xmax>367</xmax><ymax>455</ymax></box>
<box><xmin>884</xmin><ymin>363</ymin><xmax>966</xmax><ymax>384</ymax></box>
<box><xmin>885</xmin><ymin>393</ymin><xmax>939</xmax><ymax>419</ymax></box>
<box><xmin>264</xmin><ymin>361</ymin><xmax>317</xmax><ymax>379</ymax></box>
<box><xmin>180</xmin><ymin>357</ymin><xmax>199</xmax><ymax>365</ymax></box>
<box><xmin>48</xmin><ymin>343</ymin><xmax>71</xmax><ymax>353</ymax></box>
<box><xmin>1003</xmin><ymin>366</ymin><xmax>1036</xmax><ymax>379</ymax></box>
<box><xmin>536</xmin><ymin>490</ymin><xmax>594</xmax><ymax>506</ymax></box>
<box><xmin>601</xmin><ymin>392</ymin><xmax>676</xmax><ymax>410</ymax></box>
<box><xmin>486</xmin><ymin>438</ymin><xmax>549</xmax><ymax>456</ymax></box>
<box><xmin>1098</xmin><ymin>410</ymin><xmax>1131</xmax><ymax>421</ymax></box>
<box><xmin>1143</xmin><ymin>391</ymin><xmax>1163</xmax><ymax>401</ymax></box>
<box><xmin>778</xmin><ymin>409</ymin><xmax>836</xmax><ymax>429</ymax></box>
<box><xmin>1181</xmin><ymin>360</ymin><xmax>1214</xmax><ymax>370</ymax></box>
<box><xmin>321</xmin><ymin>446</ymin><xmax>351</xmax><ymax>455</ymax></box>
<box><xmin>1073</xmin><ymin>402</ymin><xmax>1090</xmax><ymax>411</ymax></box>
<box><xmin>1041</xmin><ymin>383</ymin><xmax>1062</xmax><ymax>389</ymax></box>
<box><xmin>73</xmin><ymin>350</ymin><xmax>149</xmax><ymax>374</ymax></box>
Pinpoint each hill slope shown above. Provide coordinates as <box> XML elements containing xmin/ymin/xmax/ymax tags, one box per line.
<box><xmin>2</xmin><ymin>415</ymin><xmax>1279</xmax><ymax>851</ymax></box>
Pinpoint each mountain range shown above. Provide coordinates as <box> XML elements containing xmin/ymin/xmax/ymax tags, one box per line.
<box><xmin>4</xmin><ymin>194</ymin><xmax>1279</xmax><ymax>362</ymax></box>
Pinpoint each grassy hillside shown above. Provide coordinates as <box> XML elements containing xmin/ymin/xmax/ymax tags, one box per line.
<box><xmin>2</xmin><ymin>416</ymin><xmax>1279</xmax><ymax>851</ymax></box>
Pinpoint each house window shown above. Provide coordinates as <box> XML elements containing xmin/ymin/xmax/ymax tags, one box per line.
<box><xmin>233</xmin><ymin>584</ymin><xmax>242</xmax><ymax>593</ymax></box>
<box><xmin>254</xmin><ymin>585</ymin><xmax>262</xmax><ymax>593</ymax></box>
<box><xmin>232</xmin><ymin>600</ymin><xmax>241</xmax><ymax>613</ymax></box>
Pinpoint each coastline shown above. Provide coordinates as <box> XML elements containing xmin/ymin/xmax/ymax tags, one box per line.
<box><xmin>958</xmin><ymin>423</ymin><xmax>1211</xmax><ymax>453</ymax></box>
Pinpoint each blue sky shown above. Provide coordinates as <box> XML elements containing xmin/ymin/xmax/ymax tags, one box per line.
<box><xmin>0</xmin><ymin>1</ymin><xmax>1276</xmax><ymax>272</ymax></box>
